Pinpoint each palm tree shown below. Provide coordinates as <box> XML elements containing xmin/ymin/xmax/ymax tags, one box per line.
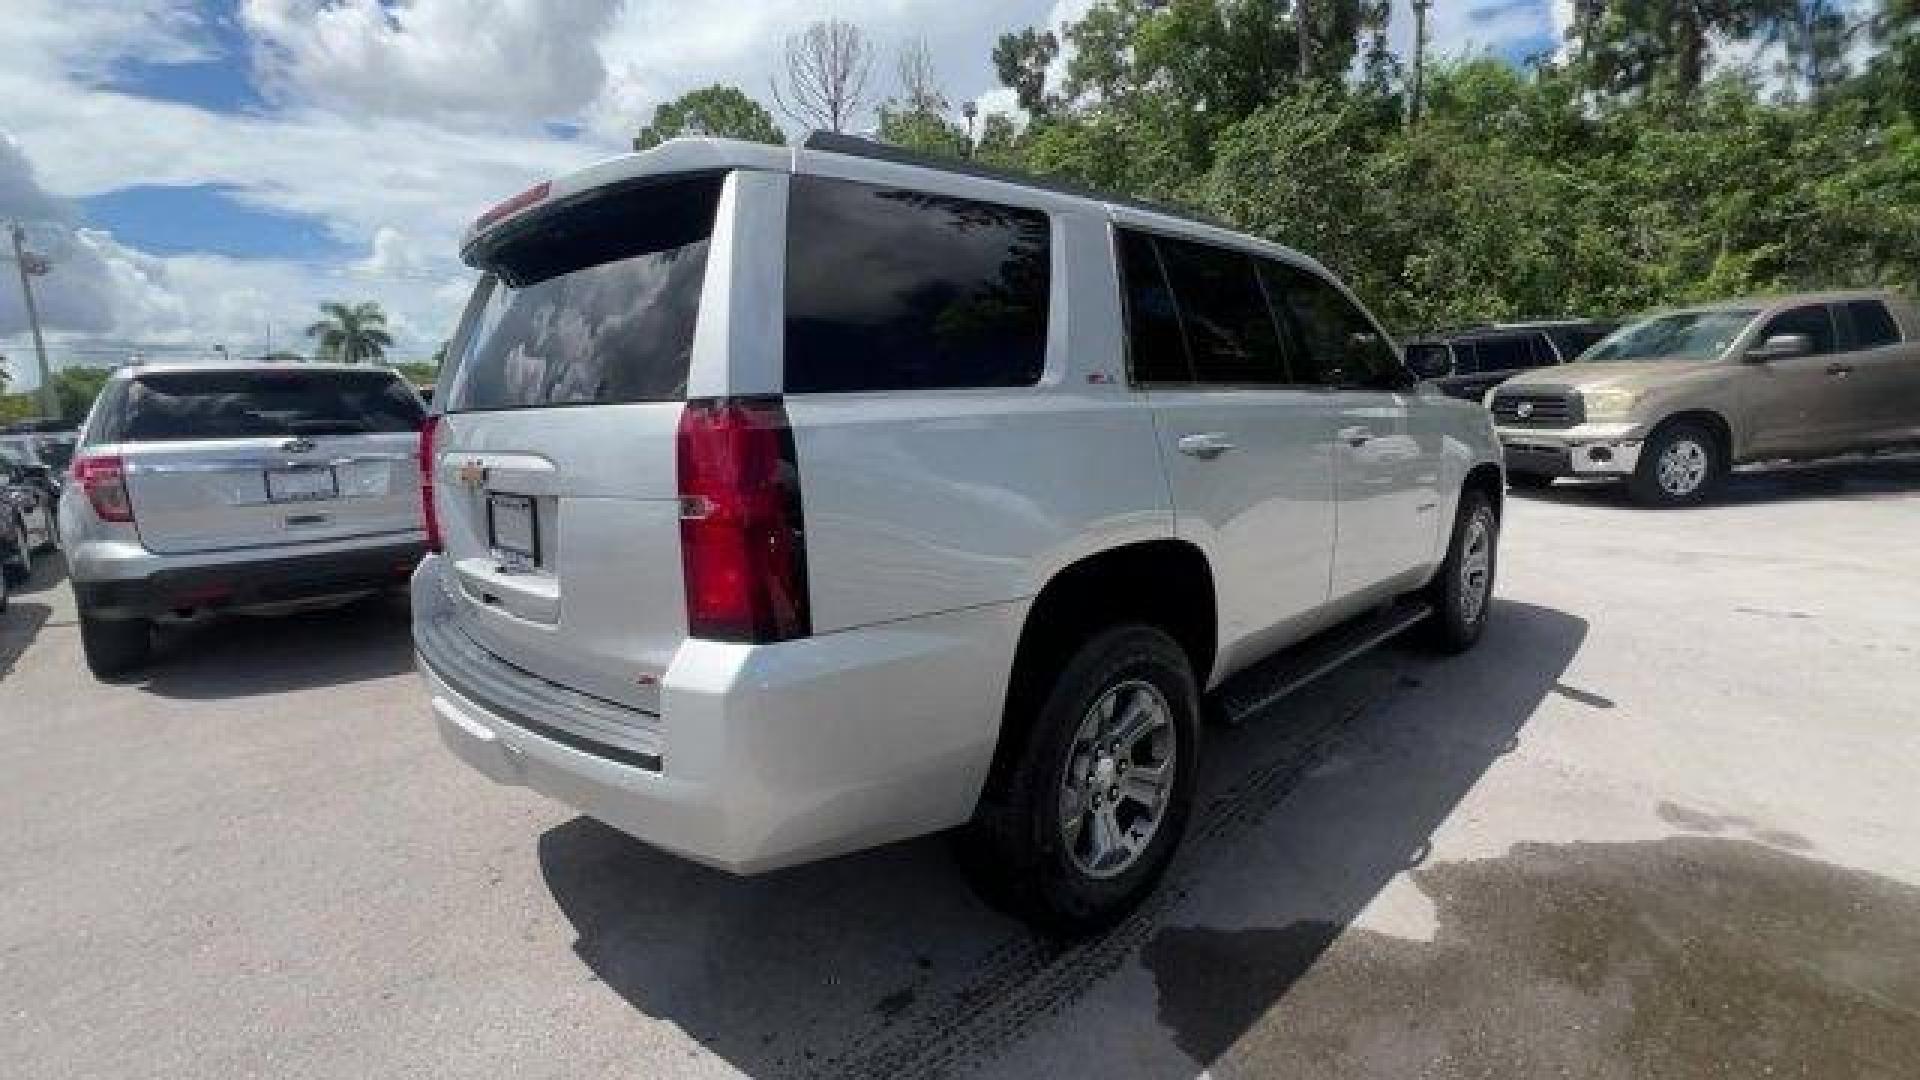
<box><xmin>305</xmin><ymin>301</ymin><xmax>395</xmax><ymax>364</ymax></box>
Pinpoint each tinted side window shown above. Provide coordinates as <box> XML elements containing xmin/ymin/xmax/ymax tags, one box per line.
<box><xmin>1117</xmin><ymin>229</ymin><xmax>1193</xmax><ymax>383</ymax></box>
<box><xmin>1450</xmin><ymin>340</ymin><xmax>1480</xmax><ymax>374</ymax></box>
<box><xmin>1260</xmin><ymin>261</ymin><xmax>1399</xmax><ymax>388</ymax></box>
<box><xmin>785</xmin><ymin>176</ymin><xmax>1050</xmax><ymax>393</ymax></box>
<box><xmin>1406</xmin><ymin>343</ymin><xmax>1454</xmax><ymax>377</ymax></box>
<box><xmin>1844</xmin><ymin>300</ymin><xmax>1901</xmax><ymax>349</ymax></box>
<box><xmin>1760</xmin><ymin>305</ymin><xmax>1837</xmax><ymax>355</ymax></box>
<box><xmin>1470</xmin><ymin>335</ymin><xmax>1534</xmax><ymax>373</ymax></box>
<box><xmin>1153</xmin><ymin>236</ymin><xmax>1288</xmax><ymax>385</ymax></box>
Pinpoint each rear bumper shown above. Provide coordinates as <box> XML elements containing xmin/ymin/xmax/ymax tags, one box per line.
<box><xmin>1496</xmin><ymin>422</ymin><xmax>1646</xmax><ymax>478</ymax></box>
<box><xmin>412</xmin><ymin>555</ymin><xmax>1020</xmax><ymax>874</ymax></box>
<box><xmin>72</xmin><ymin>537</ymin><xmax>424</xmax><ymax>619</ymax></box>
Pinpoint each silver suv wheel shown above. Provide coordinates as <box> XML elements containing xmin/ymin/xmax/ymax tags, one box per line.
<box><xmin>1459</xmin><ymin>511</ymin><xmax>1493</xmax><ymax>625</ymax></box>
<box><xmin>1656</xmin><ymin>437</ymin><xmax>1711</xmax><ymax>497</ymax></box>
<box><xmin>1058</xmin><ymin>679</ymin><xmax>1177</xmax><ymax>880</ymax></box>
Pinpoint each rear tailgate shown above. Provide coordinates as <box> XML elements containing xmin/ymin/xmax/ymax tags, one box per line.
<box><xmin>117</xmin><ymin>369</ymin><xmax>424</xmax><ymax>555</ymax></box>
<box><xmin>428</xmin><ymin>171</ymin><xmax>725</xmax><ymax>714</ymax></box>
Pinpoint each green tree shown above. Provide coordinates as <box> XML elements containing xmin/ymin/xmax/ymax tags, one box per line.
<box><xmin>1567</xmin><ymin>0</ymin><xmax>1795</xmax><ymax>100</ymax></box>
<box><xmin>992</xmin><ymin>27</ymin><xmax>1060</xmax><ymax>116</ymax></box>
<box><xmin>633</xmin><ymin>84</ymin><xmax>784</xmax><ymax>150</ymax></box>
<box><xmin>389</xmin><ymin>361</ymin><xmax>440</xmax><ymax>386</ymax></box>
<box><xmin>1869</xmin><ymin>0</ymin><xmax>1920</xmax><ymax>117</ymax></box>
<box><xmin>50</xmin><ymin>367</ymin><xmax>112</xmax><ymax>424</ymax></box>
<box><xmin>306</xmin><ymin>301</ymin><xmax>395</xmax><ymax>365</ymax></box>
<box><xmin>974</xmin><ymin>113</ymin><xmax>1024</xmax><ymax>166</ymax></box>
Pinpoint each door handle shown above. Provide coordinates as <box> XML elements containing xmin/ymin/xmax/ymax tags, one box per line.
<box><xmin>1826</xmin><ymin>363</ymin><xmax>1854</xmax><ymax>377</ymax></box>
<box><xmin>1176</xmin><ymin>432</ymin><xmax>1237</xmax><ymax>459</ymax></box>
<box><xmin>1337</xmin><ymin>425</ymin><xmax>1375</xmax><ymax>447</ymax></box>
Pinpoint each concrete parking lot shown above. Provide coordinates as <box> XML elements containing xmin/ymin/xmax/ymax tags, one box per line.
<box><xmin>3</xmin><ymin>456</ymin><xmax>1917</xmax><ymax>1079</ymax></box>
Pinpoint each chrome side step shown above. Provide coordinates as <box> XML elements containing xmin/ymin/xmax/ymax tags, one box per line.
<box><xmin>1209</xmin><ymin>600</ymin><xmax>1433</xmax><ymax>725</ymax></box>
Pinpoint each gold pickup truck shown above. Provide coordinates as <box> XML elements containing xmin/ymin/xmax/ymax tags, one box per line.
<box><xmin>1490</xmin><ymin>290</ymin><xmax>1920</xmax><ymax>505</ymax></box>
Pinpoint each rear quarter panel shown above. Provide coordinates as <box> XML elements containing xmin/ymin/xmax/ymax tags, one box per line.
<box><xmin>788</xmin><ymin>391</ymin><xmax>1171</xmax><ymax>632</ymax></box>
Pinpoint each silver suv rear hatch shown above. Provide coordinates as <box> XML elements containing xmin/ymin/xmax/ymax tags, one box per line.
<box><xmin>429</xmin><ymin>172</ymin><xmax>724</xmax><ymax>713</ymax></box>
<box><xmin>115</xmin><ymin>368</ymin><xmax>425</xmax><ymax>555</ymax></box>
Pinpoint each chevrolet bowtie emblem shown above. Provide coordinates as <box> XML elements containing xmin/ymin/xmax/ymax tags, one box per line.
<box><xmin>456</xmin><ymin>461</ymin><xmax>488</xmax><ymax>488</ymax></box>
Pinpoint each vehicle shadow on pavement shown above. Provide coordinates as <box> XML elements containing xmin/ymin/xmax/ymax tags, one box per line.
<box><xmin>1518</xmin><ymin>452</ymin><xmax>1920</xmax><ymax>509</ymax></box>
<box><xmin>1</xmin><ymin>551</ymin><xmax>65</xmax><ymax>681</ymax></box>
<box><xmin>136</xmin><ymin>594</ymin><xmax>414</xmax><ymax>700</ymax></box>
<box><xmin>536</xmin><ymin>599</ymin><xmax>1587</xmax><ymax>1080</ymax></box>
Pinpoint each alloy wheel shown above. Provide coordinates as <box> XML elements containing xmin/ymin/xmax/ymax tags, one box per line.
<box><xmin>1058</xmin><ymin>679</ymin><xmax>1178</xmax><ymax>880</ymax></box>
<box><xmin>1657</xmin><ymin>438</ymin><xmax>1710</xmax><ymax>497</ymax></box>
<box><xmin>1459</xmin><ymin>511</ymin><xmax>1493</xmax><ymax>625</ymax></box>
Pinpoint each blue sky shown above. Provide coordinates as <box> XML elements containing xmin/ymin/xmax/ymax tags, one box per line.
<box><xmin>0</xmin><ymin>0</ymin><xmax>1563</xmax><ymax>387</ymax></box>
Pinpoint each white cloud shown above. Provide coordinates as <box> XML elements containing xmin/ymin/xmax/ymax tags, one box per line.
<box><xmin>241</xmin><ymin>0</ymin><xmax>623</xmax><ymax>125</ymax></box>
<box><xmin>0</xmin><ymin>0</ymin><xmax>1572</xmax><ymax>385</ymax></box>
<box><xmin>1388</xmin><ymin>0</ymin><xmax>1559</xmax><ymax>65</ymax></box>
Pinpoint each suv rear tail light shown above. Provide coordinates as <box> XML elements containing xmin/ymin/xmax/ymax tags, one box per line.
<box><xmin>419</xmin><ymin>415</ymin><xmax>443</xmax><ymax>553</ymax></box>
<box><xmin>677</xmin><ymin>397</ymin><xmax>810</xmax><ymax>643</ymax></box>
<box><xmin>73</xmin><ymin>454</ymin><xmax>133</xmax><ymax>523</ymax></box>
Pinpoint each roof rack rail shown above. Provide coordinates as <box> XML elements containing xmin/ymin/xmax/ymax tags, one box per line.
<box><xmin>800</xmin><ymin>130</ymin><xmax>1237</xmax><ymax>233</ymax></box>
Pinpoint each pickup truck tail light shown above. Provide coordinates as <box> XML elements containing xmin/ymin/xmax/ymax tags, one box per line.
<box><xmin>419</xmin><ymin>415</ymin><xmax>443</xmax><ymax>553</ymax></box>
<box><xmin>73</xmin><ymin>454</ymin><xmax>133</xmax><ymax>523</ymax></box>
<box><xmin>677</xmin><ymin>397</ymin><xmax>810</xmax><ymax>643</ymax></box>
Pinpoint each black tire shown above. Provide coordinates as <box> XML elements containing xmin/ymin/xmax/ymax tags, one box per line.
<box><xmin>957</xmin><ymin>624</ymin><xmax>1200</xmax><ymax>934</ymax></box>
<box><xmin>3</xmin><ymin>517</ymin><xmax>30</xmax><ymax>587</ymax></box>
<box><xmin>1507</xmin><ymin>471</ymin><xmax>1555</xmax><ymax>491</ymax></box>
<box><xmin>1422</xmin><ymin>490</ymin><xmax>1499</xmax><ymax>653</ymax></box>
<box><xmin>1629</xmin><ymin>421</ymin><xmax>1722</xmax><ymax>506</ymax></box>
<box><xmin>80</xmin><ymin>610</ymin><xmax>152</xmax><ymax>680</ymax></box>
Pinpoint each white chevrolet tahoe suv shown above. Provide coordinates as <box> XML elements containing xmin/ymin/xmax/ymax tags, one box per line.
<box><xmin>415</xmin><ymin>134</ymin><xmax>1505</xmax><ymax>930</ymax></box>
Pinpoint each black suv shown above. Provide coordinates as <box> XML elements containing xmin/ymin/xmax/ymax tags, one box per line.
<box><xmin>1406</xmin><ymin>320</ymin><xmax>1618</xmax><ymax>402</ymax></box>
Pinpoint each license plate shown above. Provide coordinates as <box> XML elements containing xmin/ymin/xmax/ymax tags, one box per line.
<box><xmin>266</xmin><ymin>467</ymin><xmax>338</xmax><ymax>503</ymax></box>
<box><xmin>487</xmin><ymin>493</ymin><xmax>540</xmax><ymax>564</ymax></box>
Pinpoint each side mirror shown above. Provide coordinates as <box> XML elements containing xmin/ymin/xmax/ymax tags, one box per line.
<box><xmin>1746</xmin><ymin>333</ymin><xmax>1812</xmax><ymax>362</ymax></box>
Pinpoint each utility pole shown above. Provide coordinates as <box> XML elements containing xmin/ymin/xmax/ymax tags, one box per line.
<box><xmin>7</xmin><ymin>221</ymin><xmax>57</xmax><ymax>420</ymax></box>
<box><xmin>1297</xmin><ymin>0</ymin><xmax>1312</xmax><ymax>81</ymax></box>
<box><xmin>1410</xmin><ymin>0</ymin><xmax>1432</xmax><ymax>125</ymax></box>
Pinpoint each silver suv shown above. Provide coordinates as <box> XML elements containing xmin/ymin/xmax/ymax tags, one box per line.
<box><xmin>415</xmin><ymin>134</ymin><xmax>1505</xmax><ymax>930</ymax></box>
<box><xmin>61</xmin><ymin>363</ymin><xmax>428</xmax><ymax>677</ymax></box>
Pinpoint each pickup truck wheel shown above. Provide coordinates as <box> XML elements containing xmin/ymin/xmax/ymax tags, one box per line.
<box><xmin>79</xmin><ymin>610</ymin><xmax>152</xmax><ymax>680</ymax></box>
<box><xmin>1630</xmin><ymin>422</ymin><xmax>1721</xmax><ymax>506</ymax></box>
<box><xmin>957</xmin><ymin>624</ymin><xmax>1198</xmax><ymax>934</ymax></box>
<box><xmin>1422</xmin><ymin>491</ymin><xmax>1498</xmax><ymax>653</ymax></box>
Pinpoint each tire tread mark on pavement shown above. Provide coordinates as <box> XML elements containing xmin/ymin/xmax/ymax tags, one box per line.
<box><xmin>802</xmin><ymin>669</ymin><xmax>1408</xmax><ymax>1080</ymax></box>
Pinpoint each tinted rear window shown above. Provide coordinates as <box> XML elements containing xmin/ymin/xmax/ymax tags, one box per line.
<box><xmin>116</xmin><ymin>370</ymin><xmax>423</xmax><ymax>442</ymax></box>
<box><xmin>445</xmin><ymin>173</ymin><xmax>722</xmax><ymax>411</ymax></box>
<box><xmin>784</xmin><ymin>176</ymin><xmax>1050</xmax><ymax>393</ymax></box>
